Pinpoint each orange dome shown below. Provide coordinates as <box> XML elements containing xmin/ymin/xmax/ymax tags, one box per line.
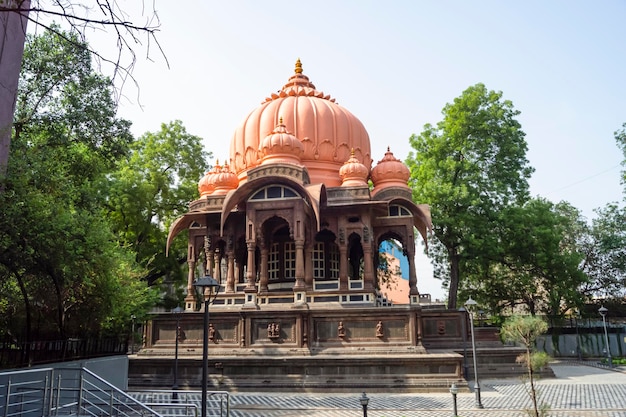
<box><xmin>371</xmin><ymin>147</ymin><xmax>410</xmax><ymax>195</ymax></box>
<box><xmin>259</xmin><ymin>118</ymin><xmax>304</xmax><ymax>165</ymax></box>
<box><xmin>339</xmin><ymin>149</ymin><xmax>369</xmax><ymax>187</ymax></box>
<box><xmin>230</xmin><ymin>59</ymin><xmax>372</xmax><ymax>187</ymax></box>
<box><xmin>213</xmin><ymin>162</ymin><xmax>239</xmax><ymax>195</ymax></box>
<box><xmin>198</xmin><ymin>166</ymin><xmax>216</xmax><ymax>197</ymax></box>
<box><xmin>198</xmin><ymin>160</ymin><xmax>239</xmax><ymax>196</ymax></box>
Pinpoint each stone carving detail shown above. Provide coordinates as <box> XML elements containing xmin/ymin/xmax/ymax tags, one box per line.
<box><xmin>337</xmin><ymin>321</ymin><xmax>346</xmax><ymax>338</ymax></box>
<box><xmin>267</xmin><ymin>322</ymin><xmax>281</xmax><ymax>339</ymax></box>
<box><xmin>209</xmin><ymin>323</ymin><xmax>217</xmax><ymax>342</ymax></box>
<box><xmin>339</xmin><ymin>228</ymin><xmax>345</xmax><ymax>245</ymax></box>
<box><xmin>376</xmin><ymin>320</ymin><xmax>384</xmax><ymax>338</ymax></box>
<box><xmin>437</xmin><ymin>320</ymin><xmax>446</xmax><ymax>336</ymax></box>
<box><xmin>363</xmin><ymin>226</ymin><xmax>370</xmax><ymax>243</ymax></box>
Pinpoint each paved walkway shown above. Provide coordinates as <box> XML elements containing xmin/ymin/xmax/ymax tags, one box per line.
<box><xmin>133</xmin><ymin>362</ymin><xmax>626</xmax><ymax>416</ymax></box>
<box><xmin>229</xmin><ymin>362</ymin><xmax>626</xmax><ymax>417</ymax></box>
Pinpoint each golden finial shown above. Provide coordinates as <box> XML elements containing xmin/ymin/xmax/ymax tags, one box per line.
<box><xmin>351</xmin><ymin>148</ymin><xmax>355</xmax><ymax>157</ymax></box>
<box><xmin>295</xmin><ymin>58</ymin><xmax>303</xmax><ymax>74</ymax></box>
<box><xmin>387</xmin><ymin>146</ymin><xmax>390</xmax><ymax>152</ymax></box>
<box><xmin>279</xmin><ymin>116</ymin><xmax>283</xmax><ymax>124</ymax></box>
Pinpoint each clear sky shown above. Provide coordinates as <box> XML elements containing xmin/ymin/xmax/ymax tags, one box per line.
<box><xmin>33</xmin><ymin>1</ymin><xmax>626</xmax><ymax>300</ymax></box>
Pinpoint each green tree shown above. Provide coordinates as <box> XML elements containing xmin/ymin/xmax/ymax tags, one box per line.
<box><xmin>582</xmin><ymin>204</ymin><xmax>626</xmax><ymax>298</ymax></box>
<box><xmin>106</xmin><ymin>120</ymin><xmax>210</xmax><ymax>291</ymax></box>
<box><xmin>407</xmin><ymin>83</ymin><xmax>534</xmax><ymax>309</ymax></box>
<box><xmin>501</xmin><ymin>315</ymin><xmax>551</xmax><ymax>417</ymax></box>
<box><xmin>465</xmin><ymin>199</ymin><xmax>588</xmax><ymax>320</ymax></box>
<box><xmin>0</xmin><ymin>27</ymin><xmax>157</xmax><ymax>349</ymax></box>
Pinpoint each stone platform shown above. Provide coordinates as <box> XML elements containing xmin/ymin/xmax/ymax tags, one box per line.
<box><xmin>128</xmin><ymin>305</ymin><xmax>533</xmax><ymax>392</ymax></box>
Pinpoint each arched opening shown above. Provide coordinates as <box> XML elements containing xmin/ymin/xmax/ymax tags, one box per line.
<box><xmin>313</xmin><ymin>229</ymin><xmax>339</xmax><ymax>281</ymax></box>
<box><xmin>262</xmin><ymin>216</ymin><xmax>295</xmax><ymax>285</ymax></box>
<box><xmin>377</xmin><ymin>233</ymin><xmax>410</xmax><ymax>304</ymax></box>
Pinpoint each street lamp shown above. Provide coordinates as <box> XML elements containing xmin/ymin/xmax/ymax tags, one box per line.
<box><xmin>464</xmin><ymin>297</ymin><xmax>484</xmax><ymax>409</ymax></box>
<box><xmin>598</xmin><ymin>305</ymin><xmax>612</xmax><ymax>368</ymax></box>
<box><xmin>193</xmin><ymin>275</ymin><xmax>220</xmax><ymax>417</ymax></box>
<box><xmin>450</xmin><ymin>383</ymin><xmax>459</xmax><ymax>417</ymax></box>
<box><xmin>574</xmin><ymin>309</ymin><xmax>582</xmax><ymax>361</ymax></box>
<box><xmin>130</xmin><ymin>315</ymin><xmax>137</xmax><ymax>354</ymax></box>
<box><xmin>458</xmin><ymin>306</ymin><xmax>469</xmax><ymax>379</ymax></box>
<box><xmin>171</xmin><ymin>306</ymin><xmax>184</xmax><ymax>402</ymax></box>
<box><xmin>359</xmin><ymin>392</ymin><xmax>369</xmax><ymax>417</ymax></box>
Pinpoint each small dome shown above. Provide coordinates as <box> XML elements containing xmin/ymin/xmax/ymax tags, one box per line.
<box><xmin>259</xmin><ymin>118</ymin><xmax>304</xmax><ymax>165</ymax></box>
<box><xmin>339</xmin><ymin>149</ymin><xmax>369</xmax><ymax>187</ymax></box>
<box><xmin>198</xmin><ymin>166</ymin><xmax>216</xmax><ymax>197</ymax></box>
<box><xmin>198</xmin><ymin>160</ymin><xmax>239</xmax><ymax>196</ymax></box>
<box><xmin>230</xmin><ymin>59</ymin><xmax>372</xmax><ymax>187</ymax></box>
<box><xmin>212</xmin><ymin>162</ymin><xmax>239</xmax><ymax>195</ymax></box>
<box><xmin>371</xmin><ymin>147</ymin><xmax>410</xmax><ymax>195</ymax></box>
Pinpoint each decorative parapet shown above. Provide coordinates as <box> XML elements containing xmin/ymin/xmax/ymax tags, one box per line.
<box><xmin>371</xmin><ymin>187</ymin><xmax>413</xmax><ymax>201</ymax></box>
<box><xmin>326</xmin><ymin>186</ymin><xmax>370</xmax><ymax>203</ymax></box>
<box><xmin>189</xmin><ymin>196</ymin><xmax>226</xmax><ymax>212</ymax></box>
<box><xmin>247</xmin><ymin>163</ymin><xmax>310</xmax><ymax>185</ymax></box>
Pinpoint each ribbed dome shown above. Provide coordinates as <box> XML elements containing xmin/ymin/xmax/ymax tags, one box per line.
<box><xmin>371</xmin><ymin>147</ymin><xmax>410</xmax><ymax>195</ymax></box>
<box><xmin>197</xmin><ymin>160</ymin><xmax>239</xmax><ymax>196</ymax></box>
<box><xmin>259</xmin><ymin>118</ymin><xmax>304</xmax><ymax>165</ymax></box>
<box><xmin>339</xmin><ymin>149</ymin><xmax>369</xmax><ymax>187</ymax></box>
<box><xmin>230</xmin><ymin>59</ymin><xmax>372</xmax><ymax>187</ymax></box>
<box><xmin>198</xmin><ymin>167</ymin><xmax>216</xmax><ymax>197</ymax></box>
<box><xmin>213</xmin><ymin>162</ymin><xmax>238</xmax><ymax>195</ymax></box>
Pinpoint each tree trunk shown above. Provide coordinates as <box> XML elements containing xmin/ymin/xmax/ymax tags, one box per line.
<box><xmin>0</xmin><ymin>1</ymin><xmax>30</xmax><ymax>180</ymax></box>
<box><xmin>447</xmin><ymin>248</ymin><xmax>460</xmax><ymax>309</ymax></box>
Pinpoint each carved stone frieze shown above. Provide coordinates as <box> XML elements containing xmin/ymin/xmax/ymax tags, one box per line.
<box><xmin>247</xmin><ymin>164</ymin><xmax>310</xmax><ymax>185</ymax></box>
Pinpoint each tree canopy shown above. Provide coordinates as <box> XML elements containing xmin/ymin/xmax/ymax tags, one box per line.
<box><xmin>407</xmin><ymin>83</ymin><xmax>534</xmax><ymax>309</ymax></box>
<box><xmin>0</xmin><ymin>27</ymin><xmax>204</xmax><ymax>350</ymax></box>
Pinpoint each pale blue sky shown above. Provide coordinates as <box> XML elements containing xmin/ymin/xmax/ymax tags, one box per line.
<box><xmin>36</xmin><ymin>1</ymin><xmax>626</xmax><ymax>298</ymax></box>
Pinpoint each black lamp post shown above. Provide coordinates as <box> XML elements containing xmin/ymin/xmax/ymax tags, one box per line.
<box><xmin>193</xmin><ymin>275</ymin><xmax>220</xmax><ymax>417</ymax></box>
<box><xmin>464</xmin><ymin>297</ymin><xmax>483</xmax><ymax>409</ymax></box>
<box><xmin>598</xmin><ymin>305</ymin><xmax>613</xmax><ymax>368</ymax></box>
<box><xmin>130</xmin><ymin>314</ymin><xmax>137</xmax><ymax>354</ymax></box>
<box><xmin>359</xmin><ymin>392</ymin><xmax>369</xmax><ymax>417</ymax></box>
<box><xmin>171</xmin><ymin>306</ymin><xmax>184</xmax><ymax>402</ymax></box>
<box><xmin>574</xmin><ymin>309</ymin><xmax>582</xmax><ymax>361</ymax></box>
<box><xmin>450</xmin><ymin>383</ymin><xmax>459</xmax><ymax>417</ymax></box>
<box><xmin>458</xmin><ymin>306</ymin><xmax>469</xmax><ymax>379</ymax></box>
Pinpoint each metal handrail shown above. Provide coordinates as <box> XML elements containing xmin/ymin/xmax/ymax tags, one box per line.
<box><xmin>1</xmin><ymin>366</ymin><xmax>165</xmax><ymax>417</ymax></box>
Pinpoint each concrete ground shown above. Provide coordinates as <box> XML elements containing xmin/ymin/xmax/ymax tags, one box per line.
<box><xmin>133</xmin><ymin>361</ymin><xmax>626</xmax><ymax>416</ymax></box>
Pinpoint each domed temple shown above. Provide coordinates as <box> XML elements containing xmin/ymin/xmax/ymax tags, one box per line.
<box><xmin>132</xmin><ymin>60</ymin><xmax>480</xmax><ymax>391</ymax></box>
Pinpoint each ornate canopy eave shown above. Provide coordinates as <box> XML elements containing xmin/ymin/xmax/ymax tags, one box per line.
<box><xmin>383</xmin><ymin>196</ymin><xmax>432</xmax><ymax>245</ymax></box>
<box><xmin>166</xmin><ymin>213</ymin><xmax>208</xmax><ymax>256</ymax></box>
<box><xmin>220</xmin><ymin>176</ymin><xmax>326</xmax><ymax>236</ymax></box>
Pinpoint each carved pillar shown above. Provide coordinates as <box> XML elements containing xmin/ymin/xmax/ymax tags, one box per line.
<box><xmin>213</xmin><ymin>249</ymin><xmax>221</xmax><ymax>283</ymax></box>
<box><xmin>304</xmin><ymin>243</ymin><xmax>313</xmax><ymax>290</ymax></box>
<box><xmin>245</xmin><ymin>241</ymin><xmax>256</xmax><ymax>290</ymax></box>
<box><xmin>417</xmin><ymin>314</ymin><xmax>423</xmax><ymax>346</ymax></box>
<box><xmin>339</xmin><ymin>246</ymin><xmax>348</xmax><ymax>291</ymax></box>
<box><xmin>339</xmin><ymin>228</ymin><xmax>348</xmax><ymax>291</ymax></box>
<box><xmin>226</xmin><ymin>249</ymin><xmax>235</xmax><ymax>293</ymax></box>
<box><xmin>259</xmin><ymin>243</ymin><xmax>269</xmax><ymax>293</ymax></box>
<box><xmin>204</xmin><ymin>236</ymin><xmax>213</xmax><ymax>277</ymax></box>
<box><xmin>294</xmin><ymin>241</ymin><xmax>306</xmax><ymax>290</ymax></box>
<box><xmin>406</xmin><ymin>235</ymin><xmax>419</xmax><ymax>304</ymax></box>
<box><xmin>185</xmin><ymin>256</ymin><xmax>196</xmax><ymax>312</ymax></box>
<box><xmin>363</xmin><ymin>244</ymin><xmax>374</xmax><ymax>290</ymax></box>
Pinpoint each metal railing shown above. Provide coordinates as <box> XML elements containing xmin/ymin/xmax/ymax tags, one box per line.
<box><xmin>0</xmin><ymin>366</ymin><xmax>163</xmax><ymax>417</ymax></box>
